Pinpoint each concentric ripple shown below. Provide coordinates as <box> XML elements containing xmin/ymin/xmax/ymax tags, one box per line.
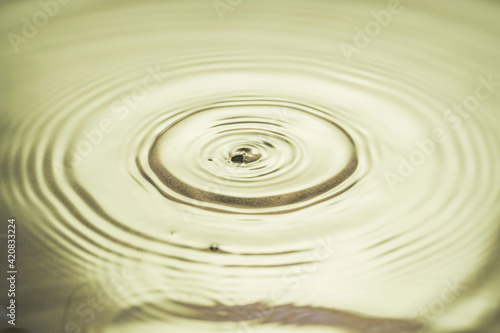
<box><xmin>0</xmin><ymin>0</ymin><xmax>499</xmax><ymax>333</ymax></box>
<box><xmin>140</xmin><ymin>100</ymin><xmax>358</xmax><ymax>214</ymax></box>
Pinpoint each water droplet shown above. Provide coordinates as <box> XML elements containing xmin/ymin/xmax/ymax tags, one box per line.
<box><xmin>231</xmin><ymin>154</ymin><xmax>244</xmax><ymax>164</ymax></box>
<box><xmin>230</xmin><ymin>147</ymin><xmax>262</xmax><ymax>164</ymax></box>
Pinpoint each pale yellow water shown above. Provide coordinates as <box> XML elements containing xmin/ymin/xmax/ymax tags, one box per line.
<box><xmin>0</xmin><ymin>0</ymin><xmax>499</xmax><ymax>332</ymax></box>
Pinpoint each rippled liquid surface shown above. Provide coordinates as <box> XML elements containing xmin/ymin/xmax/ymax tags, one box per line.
<box><xmin>0</xmin><ymin>0</ymin><xmax>499</xmax><ymax>332</ymax></box>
